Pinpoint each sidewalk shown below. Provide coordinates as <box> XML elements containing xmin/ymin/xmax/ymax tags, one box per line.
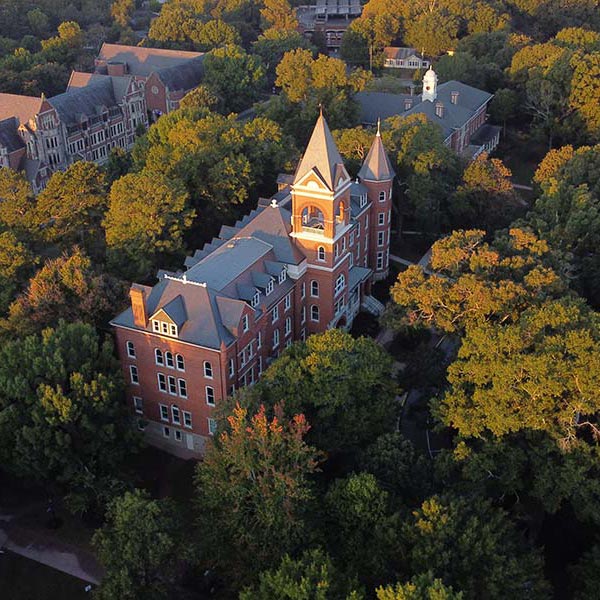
<box><xmin>0</xmin><ymin>510</ymin><xmax>103</xmax><ymax>585</ymax></box>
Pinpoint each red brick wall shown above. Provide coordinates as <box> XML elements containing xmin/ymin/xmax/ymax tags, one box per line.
<box><xmin>145</xmin><ymin>73</ymin><xmax>168</xmax><ymax>114</ymax></box>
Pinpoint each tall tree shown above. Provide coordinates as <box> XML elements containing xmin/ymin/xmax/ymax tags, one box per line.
<box><xmin>377</xmin><ymin>573</ymin><xmax>463</xmax><ymax>600</ymax></box>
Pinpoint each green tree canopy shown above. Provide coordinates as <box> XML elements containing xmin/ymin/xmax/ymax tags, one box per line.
<box><xmin>93</xmin><ymin>489</ymin><xmax>185</xmax><ymax>600</ymax></box>
<box><xmin>376</xmin><ymin>573</ymin><xmax>463</xmax><ymax>600</ymax></box>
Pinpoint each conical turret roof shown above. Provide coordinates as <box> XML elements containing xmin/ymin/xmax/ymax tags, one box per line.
<box><xmin>293</xmin><ymin>111</ymin><xmax>347</xmax><ymax>191</ymax></box>
<box><xmin>358</xmin><ymin>124</ymin><xmax>395</xmax><ymax>182</ymax></box>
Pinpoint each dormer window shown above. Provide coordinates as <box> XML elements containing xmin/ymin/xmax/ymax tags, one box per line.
<box><xmin>266</xmin><ymin>279</ymin><xmax>274</xmax><ymax>295</ymax></box>
<box><xmin>251</xmin><ymin>292</ymin><xmax>260</xmax><ymax>308</ymax></box>
<box><xmin>152</xmin><ymin>319</ymin><xmax>178</xmax><ymax>337</ymax></box>
<box><xmin>360</xmin><ymin>194</ymin><xmax>367</xmax><ymax>208</ymax></box>
<box><xmin>278</xmin><ymin>269</ymin><xmax>287</xmax><ymax>284</ymax></box>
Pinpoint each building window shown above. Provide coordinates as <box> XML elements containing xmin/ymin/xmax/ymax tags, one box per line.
<box><xmin>301</xmin><ymin>306</ymin><xmax>306</xmax><ymax>324</ymax></box>
<box><xmin>155</xmin><ymin>348</ymin><xmax>164</xmax><ymax>366</ymax></box>
<box><xmin>176</xmin><ymin>354</ymin><xmax>185</xmax><ymax>371</ymax></box>
<box><xmin>257</xmin><ymin>331</ymin><xmax>262</xmax><ymax>349</ymax></box>
<box><xmin>165</xmin><ymin>351</ymin><xmax>174</xmax><ymax>369</ymax></box>
<box><xmin>378</xmin><ymin>213</ymin><xmax>385</xmax><ymax>225</ymax></box>
<box><xmin>284</xmin><ymin>293</ymin><xmax>291</xmax><ymax>311</ymax></box>
<box><xmin>206</xmin><ymin>386</ymin><xmax>215</xmax><ymax>406</ymax></box>
<box><xmin>228</xmin><ymin>358</ymin><xmax>235</xmax><ymax>377</ymax></box>
<box><xmin>129</xmin><ymin>365</ymin><xmax>139</xmax><ymax>385</ymax></box>
<box><xmin>311</xmin><ymin>305</ymin><xmax>320</xmax><ymax>322</ymax></box>
<box><xmin>350</xmin><ymin>231</ymin><xmax>355</xmax><ymax>246</ymax></box>
<box><xmin>311</xmin><ymin>280</ymin><xmax>319</xmax><ymax>297</ymax></box>
<box><xmin>251</xmin><ymin>292</ymin><xmax>260</xmax><ymax>308</ymax></box>
<box><xmin>379</xmin><ymin>191</ymin><xmax>386</xmax><ymax>202</ymax></box>
<box><xmin>163</xmin><ymin>426</ymin><xmax>170</xmax><ymax>438</ymax></box>
<box><xmin>126</xmin><ymin>341</ymin><xmax>136</xmax><ymax>358</ymax></box>
<box><xmin>174</xmin><ymin>430</ymin><xmax>182</xmax><ymax>442</ymax></box>
<box><xmin>286</xmin><ymin>338</ymin><xmax>292</xmax><ymax>349</ymax></box>
<box><xmin>334</xmin><ymin>244</ymin><xmax>339</xmax><ymax>258</ymax></box>
<box><xmin>266</xmin><ymin>280</ymin><xmax>274</xmax><ymax>295</ymax></box>
<box><xmin>285</xmin><ymin>316</ymin><xmax>292</xmax><ymax>336</ymax></box>
<box><xmin>168</xmin><ymin>375</ymin><xmax>177</xmax><ymax>395</ymax></box>
<box><xmin>158</xmin><ymin>373</ymin><xmax>167</xmax><ymax>392</ymax></box>
<box><xmin>204</xmin><ymin>361</ymin><xmax>213</xmax><ymax>378</ymax></box>
<box><xmin>133</xmin><ymin>396</ymin><xmax>143</xmax><ymax>415</ymax></box>
<box><xmin>377</xmin><ymin>251</ymin><xmax>384</xmax><ymax>270</ymax></box>
<box><xmin>341</xmin><ymin>237</ymin><xmax>346</xmax><ymax>252</ymax></box>
<box><xmin>278</xmin><ymin>269</ymin><xmax>287</xmax><ymax>284</ymax></box>
<box><xmin>178</xmin><ymin>379</ymin><xmax>187</xmax><ymax>398</ymax></box>
<box><xmin>208</xmin><ymin>418</ymin><xmax>217</xmax><ymax>435</ymax></box>
<box><xmin>160</xmin><ymin>404</ymin><xmax>168</xmax><ymax>421</ymax></box>
<box><xmin>273</xmin><ymin>328</ymin><xmax>280</xmax><ymax>348</ymax></box>
<box><xmin>183</xmin><ymin>411</ymin><xmax>192</xmax><ymax>428</ymax></box>
<box><xmin>378</xmin><ymin>231</ymin><xmax>385</xmax><ymax>246</ymax></box>
<box><xmin>242</xmin><ymin>314</ymin><xmax>249</xmax><ymax>332</ymax></box>
<box><xmin>271</xmin><ymin>305</ymin><xmax>279</xmax><ymax>323</ymax></box>
<box><xmin>317</xmin><ymin>246</ymin><xmax>325</xmax><ymax>261</ymax></box>
<box><xmin>171</xmin><ymin>405</ymin><xmax>181</xmax><ymax>425</ymax></box>
<box><xmin>335</xmin><ymin>273</ymin><xmax>346</xmax><ymax>296</ymax></box>
<box><xmin>301</xmin><ymin>282</ymin><xmax>306</xmax><ymax>299</ymax></box>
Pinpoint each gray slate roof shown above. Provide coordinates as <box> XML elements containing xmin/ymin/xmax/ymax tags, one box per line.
<box><xmin>50</xmin><ymin>78</ymin><xmax>116</xmax><ymax>125</ymax></box>
<box><xmin>358</xmin><ymin>130</ymin><xmax>395</xmax><ymax>181</ymax></box>
<box><xmin>356</xmin><ymin>80</ymin><xmax>493</xmax><ymax>140</ymax></box>
<box><xmin>0</xmin><ymin>117</ymin><xmax>23</xmax><ymax>152</ymax></box>
<box><xmin>156</xmin><ymin>56</ymin><xmax>205</xmax><ymax>91</ymax></box>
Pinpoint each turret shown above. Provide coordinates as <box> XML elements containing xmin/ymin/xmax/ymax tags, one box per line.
<box><xmin>422</xmin><ymin>66</ymin><xmax>438</xmax><ymax>102</ymax></box>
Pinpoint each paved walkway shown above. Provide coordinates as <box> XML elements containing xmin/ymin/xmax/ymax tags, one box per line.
<box><xmin>0</xmin><ymin>509</ymin><xmax>103</xmax><ymax>585</ymax></box>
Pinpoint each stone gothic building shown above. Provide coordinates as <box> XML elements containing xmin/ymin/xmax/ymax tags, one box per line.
<box><xmin>111</xmin><ymin>113</ymin><xmax>395</xmax><ymax>457</ymax></box>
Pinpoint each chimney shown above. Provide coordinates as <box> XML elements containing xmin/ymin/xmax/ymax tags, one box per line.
<box><xmin>130</xmin><ymin>285</ymin><xmax>147</xmax><ymax>328</ymax></box>
<box><xmin>107</xmin><ymin>61</ymin><xmax>127</xmax><ymax>77</ymax></box>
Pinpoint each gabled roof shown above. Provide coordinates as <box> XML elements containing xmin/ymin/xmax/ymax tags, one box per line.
<box><xmin>0</xmin><ymin>93</ymin><xmax>43</xmax><ymax>126</ymax></box>
<box><xmin>0</xmin><ymin>117</ymin><xmax>24</xmax><ymax>153</ymax></box>
<box><xmin>293</xmin><ymin>112</ymin><xmax>348</xmax><ymax>191</ymax></box>
<box><xmin>49</xmin><ymin>78</ymin><xmax>117</xmax><ymax>126</ymax></box>
<box><xmin>68</xmin><ymin>71</ymin><xmax>134</xmax><ymax>102</ymax></box>
<box><xmin>358</xmin><ymin>128</ymin><xmax>395</xmax><ymax>182</ymax></box>
<box><xmin>384</xmin><ymin>47</ymin><xmax>424</xmax><ymax>60</ymax></box>
<box><xmin>155</xmin><ymin>56</ymin><xmax>205</xmax><ymax>91</ymax></box>
<box><xmin>97</xmin><ymin>43</ymin><xmax>203</xmax><ymax>78</ymax></box>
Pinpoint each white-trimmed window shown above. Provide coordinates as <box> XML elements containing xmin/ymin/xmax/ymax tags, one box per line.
<box><xmin>228</xmin><ymin>358</ymin><xmax>235</xmax><ymax>377</ymax></box>
<box><xmin>133</xmin><ymin>396</ymin><xmax>143</xmax><ymax>415</ymax></box>
<box><xmin>183</xmin><ymin>411</ymin><xmax>192</xmax><ymax>428</ymax></box>
<box><xmin>251</xmin><ymin>292</ymin><xmax>260</xmax><ymax>308</ymax></box>
<box><xmin>206</xmin><ymin>386</ymin><xmax>215</xmax><ymax>406</ymax></box>
<box><xmin>378</xmin><ymin>212</ymin><xmax>385</xmax><ymax>225</ymax></box>
<box><xmin>301</xmin><ymin>282</ymin><xmax>306</xmax><ymax>299</ymax></box>
<box><xmin>301</xmin><ymin>306</ymin><xmax>306</xmax><ymax>324</ymax></box>
<box><xmin>204</xmin><ymin>361</ymin><xmax>213</xmax><ymax>378</ymax></box>
<box><xmin>317</xmin><ymin>246</ymin><xmax>325</xmax><ymax>261</ymax></box>
<box><xmin>334</xmin><ymin>244</ymin><xmax>339</xmax><ymax>258</ymax></box>
<box><xmin>311</xmin><ymin>280</ymin><xmax>319</xmax><ymax>297</ymax></box>
<box><xmin>335</xmin><ymin>273</ymin><xmax>346</xmax><ymax>295</ymax></box>
<box><xmin>357</xmin><ymin>221</ymin><xmax>361</xmax><ymax>236</ymax></box>
<box><xmin>341</xmin><ymin>237</ymin><xmax>346</xmax><ymax>252</ymax></box>
<box><xmin>129</xmin><ymin>365</ymin><xmax>139</xmax><ymax>385</ymax></box>
<box><xmin>174</xmin><ymin>430</ymin><xmax>182</xmax><ymax>442</ymax></box>
<box><xmin>379</xmin><ymin>191</ymin><xmax>386</xmax><ymax>202</ymax></box>
<box><xmin>157</xmin><ymin>373</ymin><xmax>167</xmax><ymax>392</ymax></box>
<box><xmin>311</xmin><ymin>305</ymin><xmax>319</xmax><ymax>322</ymax></box>
<box><xmin>176</xmin><ymin>354</ymin><xmax>185</xmax><ymax>371</ymax></box>
<box><xmin>165</xmin><ymin>351</ymin><xmax>174</xmax><ymax>369</ymax></box>
<box><xmin>152</xmin><ymin>320</ymin><xmax>161</xmax><ymax>333</ymax></box>
<box><xmin>178</xmin><ymin>378</ymin><xmax>187</xmax><ymax>398</ymax></box>
<box><xmin>171</xmin><ymin>405</ymin><xmax>181</xmax><ymax>425</ymax></box>
<box><xmin>155</xmin><ymin>348</ymin><xmax>164</xmax><ymax>366</ymax></box>
<box><xmin>273</xmin><ymin>328</ymin><xmax>280</xmax><ymax>348</ymax></box>
<box><xmin>159</xmin><ymin>404</ymin><xmax>168</xmax><ymax>421</ymax></box>
<box><xmin>163</xmin><ymin>426</ymin><xmax>170</xmax><ymax>438</ymax></box>
<box><xmin>242</xmin><ymin>314</ymin><xmax>249</xmax><ymax>332</ymax></box>
<box><xmin>378</xmin><ymin>231</ymin><xmax>385</xmax><ymax>246</ymax></box>
<box><xmin>271</xmin><ymin>305</ymin><xmax>279</xmax><ymax>323</ymax></box>
<box><xmin>285</xmin><ymin>316</ymin><xmax>292</xmax><ymax>336</ymax></box>
<box><xmin>284</xmin><ymin>293</ymin><xmax>291</xmax><ymax>311</ymax></box>
<box><xmin>257</xmin><ymin>331</ymin><xmax>262</xmax><ymax>349</ymax></box>
<box><xmin>350</xmin><ymin>231</ymin><xmax>355</xmax><ymax>246</ymax></box>
<box><xmin>208</xmin><ymin>418</ymin><xmax>217</xmax><ymax>435</ymax></box>
<box><xmin>266</xmin><ymin>280</ymin><xmax>274</xmax><ymax>295</ymax></box>
<box><xmin>168</xmin><ymin>375</ymin><xmax>177</xmax><ymax>395</ymax></box>
<box><xmin>278</xmin><ymin>269</ymin><xmax>287</xmax><ymax>284</ymax></box>
<box><xmin>377</xmin><ymin>251</ymin><xmax>384</xmax><ymax>270</ymax></box>
<box><xmin>169</xmin><ymin>324</ymin><xmax>177</xmax><ymax>336</ymax></box>
<box><xmin>126</xmin><ymin>341</ymin><xmax>136</xmax><ymax>358</ymax></box>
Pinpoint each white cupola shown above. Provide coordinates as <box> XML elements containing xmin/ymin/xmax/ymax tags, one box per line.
<box><xmin>422</xmin><ymin>66</ymin><xmax>438</xmax><ymax>102</ymax></box>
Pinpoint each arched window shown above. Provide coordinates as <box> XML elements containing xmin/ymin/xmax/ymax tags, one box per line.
<box><xmin>311</xmin><ymin>280</ymin><xmax>319</xmax><ymax>297</ymax></box>
<box><xmin>155</xmin><ymin>348</ymin><xmax>164</xmax><ymax>366</ymax></box>
<box><xmin>317</xmin><ymin>246</ymin><xmax>325</xmax><ymax>261</ymax></box>
<box><xmin>165</xmin><ymin>351</ymin><xmax>174</xmax><ymax>368</ymax></box>
<box><xmin>379</xmin><ymin>191</ymin><xmax>386</xmax><ymax>202</ymax></box>
<box><xmin>176</xmin><ymin>354</ymin><xmax>185</xmax><ymax>371</ymax></box>
<box><xmin>335</xmin><ymin>273</ymin><xmax>346</xmax><ymax>296</ymax></box>
<box><xmin>311</xmin><ymin>305</ymin><xmax>320</xmax><ymax>322</ymax></box>
<box><xmin>204</xmin><ymin>361</ymin><xmax>213</xmax><ymax>378</ymax></box>
<box><xmin>301</xmin><ymin>206</ymin><xmax>325</xmax><ymax>230</ymax></box>
<box><xmin>337</xmin><ymin>200</ymin><xmax>345</xmax><ymax>223</ymax></box>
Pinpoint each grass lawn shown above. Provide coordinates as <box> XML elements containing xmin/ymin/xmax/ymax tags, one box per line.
<box><xmin>0</xmin><ymin>552</ymin><xmax>90</xmax><ymax>600</ymax></box>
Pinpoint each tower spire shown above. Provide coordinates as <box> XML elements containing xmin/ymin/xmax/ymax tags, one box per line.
<box><xmin>358</xmin><ymin>129</ymin><xmax>395</xmax><ymax>182</ymax></box>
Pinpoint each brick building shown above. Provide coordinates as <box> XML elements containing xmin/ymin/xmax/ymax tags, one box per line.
<box><xmin>94</xmin><ymin>43</ymin><xmax>205</xmax><ymax>117</ymax></box>
<box><xmin>111</xmin><ymin>113</ymin><xmax>395</xmax><ymax>457</ymax></box>
<box><xmin>356</xmin><ymin>66</ymin><xmax>501</xmax><ymax>159</ymax></box>
<box><xmin>0</xmin><ymin>74</ymin><xmax>147</xmax><ymax>192</ymax></box>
